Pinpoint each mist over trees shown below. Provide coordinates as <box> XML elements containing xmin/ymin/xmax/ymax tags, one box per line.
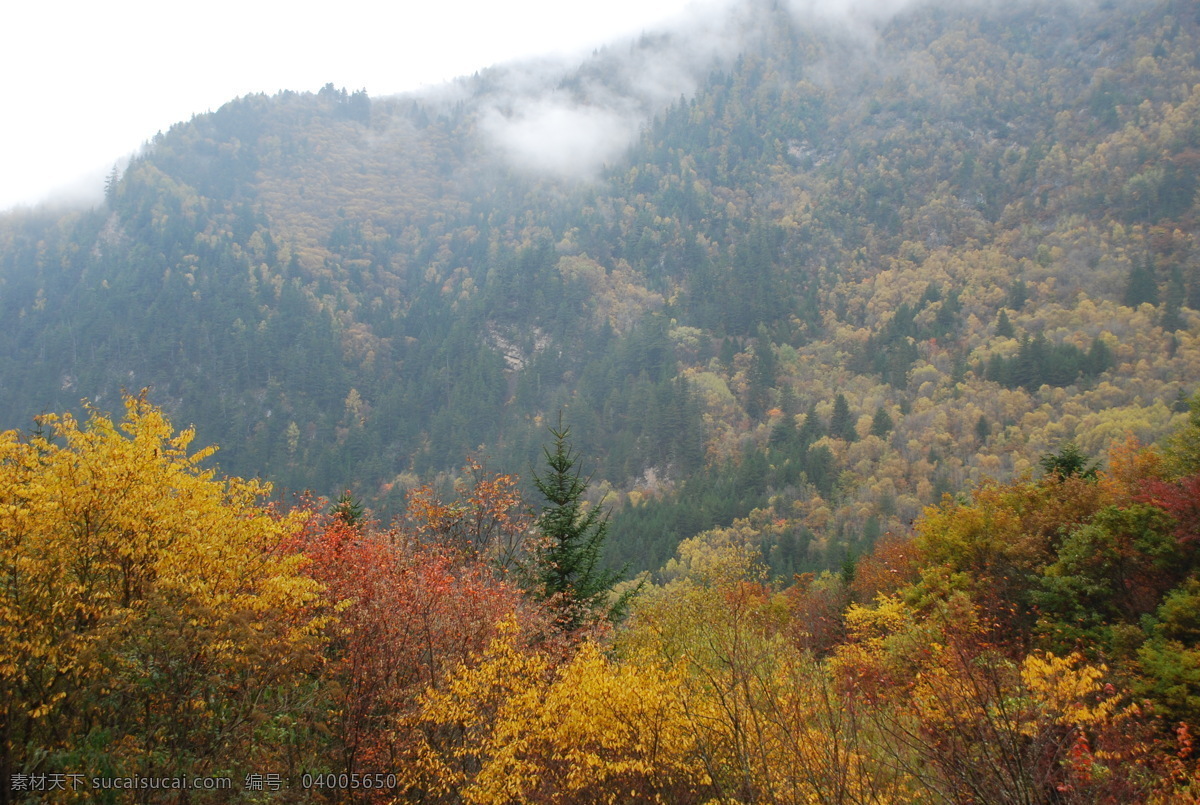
<box><xmin>4</xmin><ymin>0</ymin><xmax>1199</xmax><ymax>580</ymax></box>
<box><xmin>3</xmin><ymin>0</ymin><xmax>1200</xmax><ymax>797</ymax></box>
<box><xmin>2</xmin><ymin>0</ymin><xmax>1198</xmax><ymax>581</ymax></box>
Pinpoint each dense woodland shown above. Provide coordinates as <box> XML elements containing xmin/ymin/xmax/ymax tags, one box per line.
<box><xmin>2</xmin><ymin>0</ymin><xmax>1200</xmax><ymax>798</ymax></box>
<box><xmin>2</xmin><ymin>0</ymin><xmax>1199</xmax><ymax>574</ymax></box>
<box><xmin>2</xmin><ymin>391</ymin><xmax>1200</xmax><ymax>802</ymax></box>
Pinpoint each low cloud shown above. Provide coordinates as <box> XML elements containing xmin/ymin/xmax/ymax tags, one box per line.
<box><xmin>788</xmin><ymin>0</ymin><xmax>925</xmax><ymax>25</ymax></box>
<box><xmin>2</xmin><ymin>162</ymin><xmax>112</xmax><ymax>214</ymax></box>
<box><xmin>467</xmin><ymin>3</ymin><xmax>744</xmax><ymax>181</ymax></box>
<box><xmin>470</xmin><ymin>0</ymin><xmax>939</xmax><ymax>180</ymax></box>
<box><xmin>482</xmin><ymin>99</ymin><xmax>640</xmax><ymax>179</ymax></box>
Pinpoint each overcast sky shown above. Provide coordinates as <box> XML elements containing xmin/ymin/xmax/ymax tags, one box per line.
<box><xmin>1</xmin><ymin>0</ymin><xmax>722</xmax><ymax>212</ymax></box>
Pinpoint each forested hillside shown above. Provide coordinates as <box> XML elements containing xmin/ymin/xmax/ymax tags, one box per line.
<box><xmin>1</xmin><ymin>0</ymin><xmax>1198</xmax><ymax>576</ymax></box>
<box><xmin>4</xmin><ymin>388</ymin><xmax>1200</xmax><ymax>801</ymax></box>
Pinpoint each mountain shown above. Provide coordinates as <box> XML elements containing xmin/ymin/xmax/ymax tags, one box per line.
<box><xmin>1</xmin><ymin>0</ymin><xmax>1197</xmax><ymax>575</ymax></box>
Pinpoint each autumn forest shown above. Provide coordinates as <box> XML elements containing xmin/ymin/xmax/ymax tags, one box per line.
<box><xmin>3</xmin><ymin>0</ymin><xmax>1200</xmax><ymax>800</ymax></box>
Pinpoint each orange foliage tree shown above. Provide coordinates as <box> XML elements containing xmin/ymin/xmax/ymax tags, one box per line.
<box><xmin>289</xmin><ymin>506</ymin><xmax>547</xmax><ymax>793</ymax></box>
<box><xmin>403</xmin><ymin>456</ymin><xmax>532</xmax><ymax>575</ymax></box>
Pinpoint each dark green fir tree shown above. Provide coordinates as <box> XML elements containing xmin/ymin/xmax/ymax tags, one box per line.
<box><xmin>330</xmin><ymin>489</ymin><xmax>365</xmax><ymax>527</ymax></box>
<box><xmin>975</xmin><ymin>414</ymin><xmax>992</xmax><ymax>444</ymax></box>
<box><xmin>1039</xmin><ymin>442</ymin><xmax>1098</xmax><ymax>480</ymax></box>
<box><xmin>870</xmin><ymin>405</ymin><xmax>894</xmax><ymax>438</ymax></box>
<box><xmin>830</xmin><ymin>394</ymin><xmax>857</xmax><ymax>442</ymax></box>
<box><xmin>532</xmin><ymin>417</ymin><xmax>630</xmax><ymax>630</ymax></box>
<box><xmin>996</xmin><ymin>309</ymin><xmax>1015</xmax><ymax>338</ymax></box>
<box><xmin>1124</xmin><ymin>259</ymin><xmax>1159</xmax><ymax>307</ymax></box>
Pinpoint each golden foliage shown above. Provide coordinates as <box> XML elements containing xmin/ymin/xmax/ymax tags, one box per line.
<box><xmin>1021</xmin><ymin>651</ymin><xmax>1123</xmax><ymax>730</ymax></box>
<box><xmin>0</xmin><ymin>394</ymin><xmax>323</xmax><ymax>785</ymax></box>
<box><xmin>415</xmin><ymin>620</ymin><xmax>708</xmax><ymax>803</ymax></box>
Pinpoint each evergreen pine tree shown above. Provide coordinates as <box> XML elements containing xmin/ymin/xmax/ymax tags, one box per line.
<box><xmin>1125</xmin><ymin>260</ymin><xmax>1159</xmax><ymax>307</ymax></box>
<box><xmin>830</xmin><ymin>394</ymin><xmax>857</xmax><ymax>441</ymax></box>
<box><xmin>719</xmin><ymin>337</ymin><xmax>738</xmax><ymax>369</ymax></box>
<box><xmin>996</xmin><ymin>309</ymin><xmax>1015</xmax><ymax>338</ymax></box>
<box><xmin>532</xmin><ymin>417</ymin><xmax>627</xmax><ymax>630</ymax></box>
<box><xmin>1007</xmin><ymin>279</ymin><xmax>1028</xmax><ymax>310</ymax></box>
<box><xmin>1162</xmin><ymin>266</ymin><xmax>1186</xmax><ymax>331</ymax></box>
<box><xmin>975</xmin><ymin>414</ymin><xmax>992</xmax><ymax>443</ymax></box>
<box><xmin>985</xmin><ymin>352</ymin><xmax>1008</xmax><ymax>386</ymax></box>
<box><xmin>330</xmin><ymin>489</ymin><xmax>365</xmax><ymax>527</ymax></box>
<box><xmin>1086</xmin><ymin>336</ymin><xmax>1114</xmax><ymax>377</ymax></box>
<box><xmin>747</xmin><ymin>327</ymin><xmax>777</xmax><ymax>419</ymax></box>
<box><xmin>797</xmin><ymin>402</ymin><xmax>824</xmax><ymax>447</ymax></box>
<box><xmin>1038</xmin><ymin>442</ymin><xmax>1098</xmax><ymax>479</ymax></box>
<box><xmin>870</xmin><ymin>406</ymin><xmax>894</xmax><ymax>438</ymax></box>
<box><xmin>103</xmin><ymin>164</ymin><xmax>121</xmax><ymax>207</ymax></box>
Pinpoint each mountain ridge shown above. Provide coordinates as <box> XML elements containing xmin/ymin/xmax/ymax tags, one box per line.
<box><xmin>1</xmin><ymin>0</ymin><xmax>1197</xmax><ymax>574</ymax></box>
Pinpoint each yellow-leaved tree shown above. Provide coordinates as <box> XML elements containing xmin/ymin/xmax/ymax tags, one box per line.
<box><xmin>413</xmin><ymin>618</ymin><xmax>709</xmax><ymax>804</ymax></box>
<box><xmin>622</xmin><ymin>528</ymin><xmax>909</xmax><ymax>804</ymax></box>
<box><xmin>0</xmin><ymin>395</ymin><xmax>325</xmax><ymax>796</ymax></box>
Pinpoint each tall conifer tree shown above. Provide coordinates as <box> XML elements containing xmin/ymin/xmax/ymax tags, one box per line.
<box><xmin>532</xmin><ymin>417</ymin><xmax>627</xmax><ymax>630</ymax></box>
<box><xmin>830</xmin><ymin>394</ymin><xmax>857</xmax><ymax>442</ymax></box>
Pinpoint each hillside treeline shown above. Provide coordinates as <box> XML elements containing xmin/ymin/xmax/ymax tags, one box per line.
<box><xmin>3</xmin><ymin>396</ymin><xmax>1200</xmax><ymax>802</ymax></box>
<box><xmin>1</xmin><ymin>0</ymin><xmax>1198</xmax><ymax>574</ymax></box>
